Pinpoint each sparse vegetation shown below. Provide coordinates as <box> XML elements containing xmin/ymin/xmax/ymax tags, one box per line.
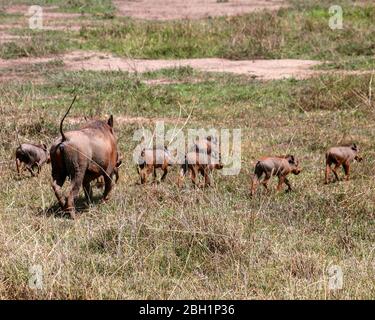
<box><xmin>0</xmin><ymin>0</ymin><xmax>375</xmax><ymax>299</ymax></box>
<box><xmin>1</xmin><ymin>1</ymin><xmax>375</xmax><ymax>68</ymax></box>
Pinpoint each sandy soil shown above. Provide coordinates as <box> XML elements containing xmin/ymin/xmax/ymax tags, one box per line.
<box><xmin>0</xmin><ymin>1</ymin><xmax>320</xmax><ymax>82</ymax></box>
<box><xmin>113</xmin><ymin>0</ymin><xmax>287</xmax><ymax>20</ymax></box>
<box><xmin>63</xmin><ymin>51</ymin><xmax>322</xmax><ymax>80</ymax></box>
<box><xmin>1</xmin><ymin>51</ymin><xmax>373</xmax><ymax>82</ymax></box>
<box><xmin>0</xmin><ymin>51</ymin><xmax>323</xmax><ymax>80</ymax></box>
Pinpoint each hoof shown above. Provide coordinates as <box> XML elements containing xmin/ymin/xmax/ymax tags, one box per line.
<box><xmin>64</xmin><ymin>209</ymin><xmax>76</xmax><ymax>220</ymax></box>
<box><xmin>101</xmin><ymin>197</ymin><xmax>110</xmax><ymax>204</ymax></box>
<box><xmin>63</xmin><ymin>205</ymin><xmax>76</xmax><ymax>219</ymax></box>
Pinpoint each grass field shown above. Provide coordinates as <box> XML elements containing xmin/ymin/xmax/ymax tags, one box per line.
<box><xmin>0</xmin><ymin>0</ymin><xmax>374</xmax><ymax>299</ymax></box>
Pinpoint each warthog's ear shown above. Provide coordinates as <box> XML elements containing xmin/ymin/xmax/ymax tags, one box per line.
<box><xmin>351</xmin><ymin>143</ymin><xmax>358</xmax><ymax>151</ymax></box>
<box><xmin>42</xmin><ymin>143</ymin><xmax>48</xmax><ymax>151</ymax></box>
<box><xmin>108</xmin><ymin>115</ymin><xmax>114</xmax><ymax>128</ymax></box>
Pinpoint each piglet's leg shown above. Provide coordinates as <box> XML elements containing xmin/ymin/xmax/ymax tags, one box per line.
<box><xmin>277</xmin><ymin>175</ymin><xmax>285</xmax><ymax>192</ymax></box>
<box><xmin>332</xmin><ymin>164</ymin><xmax>340</xmax><ymax>182</ymax></box>
<box><xmin>161</xmin><ymin>167</ymin><xmax>168</xmax><ymax>181</ymax></box>
<box><xmin>153</xmin><ymin>168</ymin><xmax>157</xmax><ymax>183</ymax></box>
<box><xmin>325</xmin><ymin>164</ymin><xmax>331</xmax><ymax>184</ymax></box>
<box><xmin>284</xmin><ymin>177</ymin><xmax>292</xmax><ymax>192</ymax></box>
<box><xmin>250</xmin><ymin>175</ymin><xmax>258</xmax><ymax>197</ymax></box>
<box><xmin>16</xmin><ymin>159</ymin><xmax>21</xmax><ymax>175</ymax></box>
<box><xmin>140</xmin><ymin>168</ymin><xmax>146</xmax><ymax>184</ymax></box>
<box><xmin>190</xmin><ymin>167</ymin><xmax>198</xmax><ymax>187</ymax></box>
<box><xmin>36</xmin><ymin>161</ymin><xmax>43</xmax><ymax>175</ymax></box>
<box><xmin>343</xmin><ymin>162</ymin><xmax>350</xmax><ymax>181</ymax></box>
<box><xmin>261</xmin><ymin>172</ymin><xmax>271</xmax><ymax>194</ymax></box>
<box><xmin>177</xmin><ymin>167</ymin><xmax>185</xmax><ymax>188</ymax></box>
<box><xmin>202</xmin><ymin>167</ymin><xmax>211</xmax><ymax>187</ymax></box>
<box><xmin>34</xmin><ymin>164</ymin><xmax>40</xmax><ymax>176</ymax></box>
<box><xmin>26</xmin><ymin>165</ymin><xmax>35</xmax><ymax>177</ymax></box>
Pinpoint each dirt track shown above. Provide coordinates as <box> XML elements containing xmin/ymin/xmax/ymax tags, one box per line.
<box><xmin>0</xmin><ymin>51</ymin><xmax>323</xmax><ymax>80</ymax></box>
<box><xmin>113</xmin><ymin>0</ymin><xmax>287</xmax><ymax>20</ymax></box>
<box><xmin>2</xmin><ymin>51</ymin><xmax>373</xmax><ymax>82</ymax></box>
<box><xmin>1</xmin><ymin>3</ymin><xmax>371</xmax><ymax>82</ymax></box>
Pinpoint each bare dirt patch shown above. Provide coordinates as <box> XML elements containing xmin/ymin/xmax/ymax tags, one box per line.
<box><xmin>113</xmin><ymin>0</ymin><xmax>287</xmax><ymax>20</ymax></box>
<box><xmin>61</xmin><ymin>51</ymin><xmax>324</xmax><ymax>80</ymax></box>
<box><xmin>0</xmin><ymin>51</ymin><xmax>322</xmax><ymax>80</ymax></box>
<box><xmin>1</xmin><ymin>51</ymin><xmax>372</xmax><ymax>81</ymax></box>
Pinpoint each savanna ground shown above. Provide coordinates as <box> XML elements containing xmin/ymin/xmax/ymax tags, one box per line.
<box><xmin>0</xmin><ymin>0</ymin><xmax>375</xmax><ymax>299</ymax></box>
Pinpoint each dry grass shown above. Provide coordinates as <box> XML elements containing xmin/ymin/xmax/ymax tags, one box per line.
<box><xmin>1</xmin><ymin>0</ymin><xmax>375</xmax><ymax>300</ymax></box>
<box><xmin>0</xmin><ymin>67</ymin><xmax>374</xmax><ymax>299</ymax></box>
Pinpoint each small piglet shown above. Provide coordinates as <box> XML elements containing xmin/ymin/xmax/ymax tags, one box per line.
<box><xmin>16</xmin><ymin>143</ymin><xmax>50</xmax><ymax>176</ymax></box>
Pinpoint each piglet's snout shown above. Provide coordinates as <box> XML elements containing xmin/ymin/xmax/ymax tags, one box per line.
<box><xmin>293</xmin><ymin>167</ymin><xmax>302</xmax><ymax>175</ymax></box>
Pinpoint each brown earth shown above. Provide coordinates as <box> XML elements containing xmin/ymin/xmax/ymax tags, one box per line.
<box><xmin>113</xmin><ymin>0</ymin><xmax>287</xmax><ymax>20</ymax></box>
<box><xmin>61</xmin><ymin>51</ymin><xmax>322</xmax><ymax>80</ymax></box>
<box><xmin>1</xmin><ymin>51</ymin><xmax>373</xmax><ymax>82</ymax></box>
<box><xmin>2</xmin><ymin>2</ymin><xmax>368</xmax><ymax>83</ymax></box>
<box><xmin>0</xmin><ymin>51</ymin><xmax>322</xmax><ymax>80</ymax></box>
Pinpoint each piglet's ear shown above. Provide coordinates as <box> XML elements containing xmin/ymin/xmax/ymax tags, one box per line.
<box><xmin>288</xmin><ymin>155</ymin><xmax>295</xmax><ymax>164</ymax></box>
<box><xmin>351</xmin><ymin>143</ymin><xmax>357</xmax><ymax>151</ymax></box>
<box><xmin>108</xmin><ymin>115</ymin><xmax>114</xmax><ymax>128</ymax></box>
<box><xmin>42</xmin><ymin>143</ymin><xmax>47</xmax><ymax>151</ymax></box>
